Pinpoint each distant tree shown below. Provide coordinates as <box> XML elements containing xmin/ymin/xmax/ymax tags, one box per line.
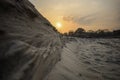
<box><xmin>113</xmin><ymin>30</ymin><xmax>120</xmax><ymax>34</ymax></box>
<box><xmin>75</xmin><ymin>28</ymin><xmax>85</xmax><ymax>34</ymax></box>
<box><xmin>113</xmin><ymin>29</ymin><xmax>120</xmax><ymax>37</ymax></box>
<box><xmin>87</xmin><ymin>30</ymin><xmax>94</xmax><ymax>33</ymax></box>
<box><xmin>96</xmin><ymin>29</ymin><xmax>105</xmax><ymax>34</ymax></box>
<box><xmin>94</xmin><ymin>29</ymin><xmax>112</xmax><ymax>38</ymax></box>
<box><xmin>68</xmin><ymin>31</ymin><xmax>74</xmax><ymax>36</ymax></box>
<box><xmin>87</xmin><ymin>30</ymin><xmax>95</xmax><ymax>38</ymax></box>
<box><xmin>65</xmin><ymin>28</ymin><xmax>120</xmax><ymax>38</ymax></box>
<box><xmin>63</xmin><ymin>33</ymin><xmax>68</xmax><ymax>36</ymax></box>
<box><xmin>72</xmin><ymin>28</ymin><xmax>87</xmax><ymax>37</ymax></box>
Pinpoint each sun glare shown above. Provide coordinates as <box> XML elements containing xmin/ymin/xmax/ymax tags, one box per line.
<box><xmin>56</xmin><ymin>22</ymin><xmax>62</xmax><ymax>28</ymax></box>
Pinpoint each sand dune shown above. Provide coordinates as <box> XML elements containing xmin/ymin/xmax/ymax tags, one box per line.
<box><xmin>45</xmin><ymin>38</ymin><xmax>120</xmax><ymax>80</ymax></box>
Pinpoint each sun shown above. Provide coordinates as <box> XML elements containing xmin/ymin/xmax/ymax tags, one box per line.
<box><xmin>56</xmin><ymin>22</ymin><xmax>62</xmax><ymax>28</ymax></box>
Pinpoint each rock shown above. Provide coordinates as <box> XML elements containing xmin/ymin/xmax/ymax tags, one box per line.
<box><xmin>0</xmin><ymin>0</ymin><xmax>62</xmax><ymax>80</ymax></box>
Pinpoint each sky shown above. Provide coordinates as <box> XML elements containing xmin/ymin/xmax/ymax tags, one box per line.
<box><xmin>29</xmin><ymin>0</ymin><xmax>120</xmax><ymax>33</ymax></box>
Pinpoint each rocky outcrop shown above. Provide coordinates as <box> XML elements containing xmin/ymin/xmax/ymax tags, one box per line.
<box><xmin>0</xmin><ymin>0</ymin><xmax>62</xmax><ymax>80</ymax></box>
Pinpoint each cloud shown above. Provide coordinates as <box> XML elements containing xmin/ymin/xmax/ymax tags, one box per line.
<box><xmin>74</xmin><ymin>14</ymin><xmax>97</xmax><ymax>25</ymax></box>
<box><xmin>63</xmin><ymin>16</ymin><xmax>74</xmax><ymax>22</ymax></box>
<box><xmin>63</xmin><ymin>12</ymin><xmax>120</xmax><ymax>30</ymax></box>
<box><xmin>63</xmin><ymin>13</ymin><xmax>97</xmax><ymax>26</ymax></box>
<box><xmin>30</xmin><ymin>0</ymin><xmax>120</xmax><ymax>30</ymax></box>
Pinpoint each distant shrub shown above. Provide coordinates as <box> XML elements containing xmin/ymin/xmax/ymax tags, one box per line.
<box><xmin>64</xmin><ymin>27</ymin><xmax>120</xmax><ymax>38</ymax></box>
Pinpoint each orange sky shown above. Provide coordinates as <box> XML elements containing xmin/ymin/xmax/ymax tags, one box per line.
<box><xmin>30</xmin><ymin>0</ymin><xmax>120</xmax><ymax>33</ymax></box>
<box><xmin>45</xmin><ymin>15</ymin><xmax>79</xmax><ymax>33</ymax></box>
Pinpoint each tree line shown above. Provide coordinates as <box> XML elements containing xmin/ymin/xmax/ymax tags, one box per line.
<box><xmin>63</xmin><ymin>28</ymin><xmax>120</xmax><ymax>38</ymax></box>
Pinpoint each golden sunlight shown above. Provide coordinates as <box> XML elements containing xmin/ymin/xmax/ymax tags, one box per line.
<box><xmin>56</xmin><ymin>22</ymin><xmax>62</xmax><ymax>29</ymax></box>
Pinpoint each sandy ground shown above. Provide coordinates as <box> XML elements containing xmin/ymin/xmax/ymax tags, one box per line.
<box><xmin>44</xmin><ymin>38</ymin><xmax>120</xmax><ymax>80</ymax></box>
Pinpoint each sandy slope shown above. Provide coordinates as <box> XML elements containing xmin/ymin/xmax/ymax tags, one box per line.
<box><xmin>45</xmin><ymin>38</ymin><xmax>120</xmax><ymax>80</ymax></box>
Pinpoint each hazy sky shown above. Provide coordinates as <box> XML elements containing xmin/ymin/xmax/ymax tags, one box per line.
<box><xmin>30</xmin><ymin>0</ymin><xmax>120</xmax><ymax>33</ymax></box>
